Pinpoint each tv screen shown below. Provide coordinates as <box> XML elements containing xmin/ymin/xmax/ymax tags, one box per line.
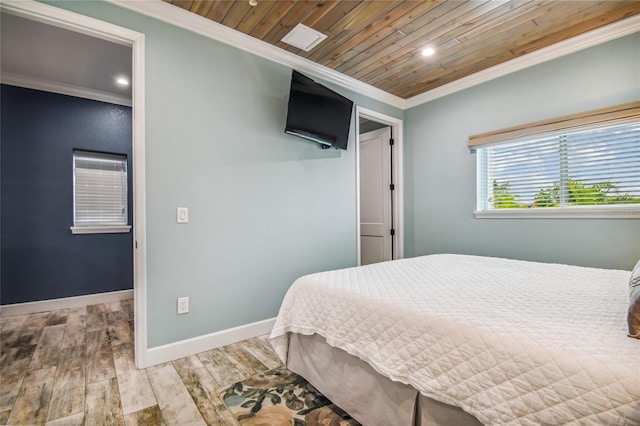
<box><xmin>285</xmin><ymin>71</ymin><xmax>354</xmax><ymax>150</ymax></box>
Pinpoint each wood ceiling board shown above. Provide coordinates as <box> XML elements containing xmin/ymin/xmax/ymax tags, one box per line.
<box><xmin>221</xmin><ymin>0</ymin><xmax>254</xmax><ymax>28</ymax></box>
<box><xmin>368</xmin><ymin>6</ymin><xmax>555</xmax><ymax>92</ymax></box>
<box><xmin>203</xmin><ymin>0</ymin><xmax>235</xmax><ymax>22</ymax></box>
<box><xmin>376</xmin><ymin>2</ymin><xmax>640</xmax><ymax>96</ymax></box>
<box><xmin>309</xmin><ymin>1</ymin><xmax>425</xmax><ymax>65</ymax></box>
<box><xmin>395</xmin><ymin>49</ymin><xmax>518</xmax><ymax>98</ymax></box>
<box><xmin>281</xmin><ymin>0</ymin><xmax>395</xmax><ymax>58</ymax></box>
<box><xmin>189</xmin><ymin>0</ymin><xmax>215</xmax><ymax>16</ymax></box>
<box><xmin>339</xmin><ymin>1</ymin><xmax>487</xmax><ymax>79</ymax></box>
<box><xmin>172</xmin><ymin>0</ymin><xmax>195</xmax><ymax>11</ymax></box>
<box><xmin>360</xmin><ymin>0</ymin><xmax>512</xmax><ymax>85</ymax></box>
<box><xmin>292</xmin><ymin>1</ymin><xmax>343</xmax><ymax>30</ymax></box>
<box><xmin>513</xmin><ymin>2</ymin><xmax>640</xmax><ymax>56</ymax></box>
<box><xmin>319</xmin><ymin>2</ymin><xmax>443</xmax><ymax>70</ymax></box>
<box><xmin>290</xmin><ymin>0</ymin><xmax>362</xmax><ymax>53</ymax></box>
<box><xmin>236</xmin><ymin>1</ymin><xmax>279</xmax><ymax>34</ymax></box>
<box><xmin>161</xmin><ymin>0</ymin><xmax>640</xmax><ymax>100</ymax></box>
<box><xmin>262</xmin><ymin>1</ymin><xmax>325</xmax><ymax>46</ymax></box>
<box><xmin>453</xmin><ymin>0</ymin><xmax>556</xmax><ymax>43</ymax></box>
<box><xmin>247</xmin><ymin>1</ymin><xmax>297</xmax><ymax>39</ymax></box>
<box><xmin>326</xmin><ymin>1</ymin><xmax>458</xmax><ymax>75</ymax></box>
<box><xmin>391</xmin><ymin>21</ymin><xmax>562</xmax><ymax>97</ymax></box>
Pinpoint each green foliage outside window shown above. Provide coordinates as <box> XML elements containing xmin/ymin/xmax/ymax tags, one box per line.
<box><xmin>492</xmin><ymin>179</ymin><xmax>640</xmax><ymax>209</ymax></box>
<box><xmin>492</xmin><ymin>181</ymin><xmax>529</xmax><ymax>209</ymax></box>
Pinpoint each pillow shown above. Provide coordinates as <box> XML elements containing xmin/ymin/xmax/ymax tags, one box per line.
<box><xmin>628</xmin><ymin>259</ymin><xmax>640</xmax><ymax>338</ymax></box>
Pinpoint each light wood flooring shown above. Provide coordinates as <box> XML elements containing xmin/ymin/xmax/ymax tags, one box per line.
<box><xmin>0</xmin><ymin>300</ymin><xmax>284</xmax><ymax>425</ymax></box>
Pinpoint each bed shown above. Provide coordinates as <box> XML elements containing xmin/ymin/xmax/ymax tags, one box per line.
<box><xmin>269</xmin><ymin>254</ymin><xmax>640</xmax><ymax>425</ymax></box>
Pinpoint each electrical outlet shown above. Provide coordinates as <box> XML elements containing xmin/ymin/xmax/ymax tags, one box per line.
<box><xmin>177</xmin><ymin>297</ymin><xmax>189</xmax><ymax>314</ymax></box>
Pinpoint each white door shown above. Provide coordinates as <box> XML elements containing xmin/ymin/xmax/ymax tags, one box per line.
<box><xmin>359</xmin><ymin>127</ymin><xmax>392</xmax><ymax>265</ymax></box>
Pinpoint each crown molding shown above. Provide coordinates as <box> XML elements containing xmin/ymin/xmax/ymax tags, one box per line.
<box><xmin>404</xmin><ymin>15</ymin><xmax>640</xmax><ymax>109</ymax></box>
<box><xmin>1</xmin><ymin>72</ymin><xmax>132</xmax><ymax>106</ymax></box>
<box><xmin>107</xmin><ymin>0</ymin><xmax>406</xmax><ymax>110</ymax></box>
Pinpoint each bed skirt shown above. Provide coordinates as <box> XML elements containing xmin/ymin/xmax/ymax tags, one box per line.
<box><xmin>286</xmin><ymin>333</ymin><xmax>482</xmax><ymax>426</ymax></box>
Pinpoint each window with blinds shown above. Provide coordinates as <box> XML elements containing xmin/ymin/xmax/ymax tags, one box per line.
<box><xmin>73</xmin><ymin>150</ymin><xmax>128</xmax><ymax>227</ymax></box>
<box><xmin>470</xmin><ymin>102</ymin><xmax>640</xmax><ymax>217</ymax></box>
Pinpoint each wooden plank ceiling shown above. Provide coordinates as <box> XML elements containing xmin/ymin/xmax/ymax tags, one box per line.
<box><xmin>163</xmin><ymin>1</ymin><xmax>640</xmax><ymax>99</ymax></box>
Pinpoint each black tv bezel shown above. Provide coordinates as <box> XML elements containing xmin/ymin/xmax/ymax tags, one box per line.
<box><xmin>284</xmin><ymin>71</ymin><xmax>353</xmax><ymax>150</ymax></box>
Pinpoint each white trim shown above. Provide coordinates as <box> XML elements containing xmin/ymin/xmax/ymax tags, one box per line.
<box><xmin>131</xmin><ymin>27</ymin><xmax>148</xmax><ymax>370</ymax></box>
<box><xmin>1</xmin><ymin>72</ymin><xmax>132</xmax><ymax>106</ymax></box>
<box><xmin>1</xmin><ymin>289</ymin><xmax>133</xmax><ymax>317</ymax></box>
<box><xmin>474</xmin><ymin>206</ymin><xmax>640</xmax><ymax>219</ymax></box>
<box><xmin>106</xmin><ymin>0</ymin><xmax>406</xmax><ymax>110</ymax></box>
<box><xmin>145</xmin><ymin>318</ymin><xmax>276</xmax><ymax>367</ymax></box>
<box><xmin>70</xmin><ymin>225</ymin><xmax>132</xmax><ymax>234</ymax></box>
<box><xmin>1</xmin><ymin>0</ymin><xmax>149</xmax><ymax>370</ymax></box>
<box><xmin>355</xmin><ymin>107</ymin><xmax>404</xmax><ymax>266</ymax></box>
<box><xmin>355</xmin><ymin>119</ymin><xmax>362</xmax><ymax>266</ymax></box>
<box><xmin>405</xmin><ymin>15</ymin><xmax>640</xmax><ymax>108</ymax></box>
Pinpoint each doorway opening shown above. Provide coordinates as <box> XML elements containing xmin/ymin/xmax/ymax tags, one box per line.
<box><xmin>0</xmin><ymin>1</ymin><xmax>147</xmax><ymax>368</ymax></box>
<box><xmin>356</xmin><ymin>107</ymin><xmax>403</xmax><ymax>266</ymax></box>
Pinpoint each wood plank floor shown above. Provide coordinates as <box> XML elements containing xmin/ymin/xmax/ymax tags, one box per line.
<box><xmin>0</xmin><ymin>300</ymin><xmax>283</xmax><ymax>425</ymax></box>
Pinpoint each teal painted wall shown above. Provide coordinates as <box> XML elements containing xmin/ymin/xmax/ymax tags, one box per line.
<box><xmin>404</xmin><ymin>33</ymin><xmax>640</xmax><ymax>270</ymax></box>
<box><xmin>41</xmin><ymin>1</ymin><xmax>402</xmax><ymax>347</ymax></box>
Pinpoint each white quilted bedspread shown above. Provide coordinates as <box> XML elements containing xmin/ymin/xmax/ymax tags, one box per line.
<box><xmin>269</xmin><ymin>254</ymin><xmax>640</xmax><ymax>425</ymax></box>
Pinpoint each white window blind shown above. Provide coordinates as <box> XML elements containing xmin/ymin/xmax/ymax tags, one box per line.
<box><xmin>476</xmin><ymin>121</ymin><xmax>640</xmax><ymax>212</ymax></box>
<box><xmin>73</xmin><ymin>151</ymin><xmax>128</xmax><ymax>227</ymax></box>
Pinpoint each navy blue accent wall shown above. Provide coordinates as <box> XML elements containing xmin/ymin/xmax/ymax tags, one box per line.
<box><xmin>1</xmin><ymin>85</ymin><xmax>133</xmax><ymax>304</ymax></box>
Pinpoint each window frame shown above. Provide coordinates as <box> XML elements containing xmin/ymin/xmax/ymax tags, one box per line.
<box><xmin>70</xmin><ymin>150</ymin><xmax>132</xmax><ymax>234</ymax></box>
<box><xmin>469</xmin><ymin>102</ymin><xmax>640</xmax><ymax>219</ymax></box>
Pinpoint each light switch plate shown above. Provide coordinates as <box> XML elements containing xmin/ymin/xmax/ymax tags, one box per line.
<box><xmin>177</xmin><ymin>207</ymin><xmax>188</xmax><ymax>224</ymax></box>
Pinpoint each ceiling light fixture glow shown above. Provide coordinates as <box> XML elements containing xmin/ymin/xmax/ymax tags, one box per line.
<box><xmin>249</xmin><ymin>0</ymin><xmax>257</xmax><ymax>6</ymax></box>
<box><xmin>421</xmin><ymin>47</ymin><xmax>435</xmax><ymax>57</ymax></box>
<box><xmin>116</xmin><ymin>77</ymin><xmax>129</xmax><ymax>86</ymax></box>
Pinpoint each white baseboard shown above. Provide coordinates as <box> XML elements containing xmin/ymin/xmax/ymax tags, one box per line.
<box><xmin>0</xmin><ymin>289</ymin><xmax>134</xmax><ymax>316</ymax></box>
<box><xmin>143</xmin><ymin>317</ymin><xmax>276</xmax><ymax>368</ymax></box>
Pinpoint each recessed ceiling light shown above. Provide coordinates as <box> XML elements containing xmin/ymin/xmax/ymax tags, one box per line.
<box><xmin>249</xmin><ymin>0</ymin><xmax>257</xmax><ymax>6</ymax></box>
<box><xmin>421</xmin><ymin>47</ymin><xmax>435</xmax><ymax>57</ymax></box>
<box><xmin>116</xmin><ymin>77</ymin><xmax>129</xmax><ymax>86</ymax></box>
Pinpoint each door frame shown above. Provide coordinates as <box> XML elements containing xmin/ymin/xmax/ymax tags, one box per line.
<box><xmin>1</xmin><ymin>0</ymin><xmax>149</xmax><ymax>368</ymax></box>
<box><xmin>355</xmin><ymin>107</ymin><xmax>403</xmax><ymax>266</ymax></box>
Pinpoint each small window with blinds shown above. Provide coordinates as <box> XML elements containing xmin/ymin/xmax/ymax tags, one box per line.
<box><xmin>471</xmin><ymin>102</ymin><xmax>640</xmax><ymax>218</ymax></box>
<box><xmin>71</xmin><ymin>150</ymin><xmax>131</xmax><ymax>234</ymax></box>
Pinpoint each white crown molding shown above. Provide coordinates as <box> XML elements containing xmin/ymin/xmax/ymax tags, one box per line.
<box><xmin>144</xmin><ymin>317</ymin><xmax>276</xmax><ymax>368</ymax></box>
<box><xmin>106</xmin><ymin>0</ymin><xmax>406</xmax><ymax>110</ymax></box>
<box><xmin>1</xmin><ymin>289</ymin><xmax>133</xmax><ymax>317</ymax></box>
<box><xmin>404</xmin><ymin>15</ymin><xmax>640</xmax><ymax>109</ymax></box>
<box><xmin>1</xmin><ymin>72</ymin><xmax>132</xmax><ymax>106</ymax></box>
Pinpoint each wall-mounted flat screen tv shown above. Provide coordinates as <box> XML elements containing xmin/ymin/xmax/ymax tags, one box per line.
<box><xmin>285</xmin><ymin>71</ymin><xmax>354</xmax><ymax>150</ymax></box>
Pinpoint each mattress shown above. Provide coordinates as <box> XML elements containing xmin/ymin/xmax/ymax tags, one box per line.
<box><xmin>270</xmin><ymin>254</ymin><xmax>640</xmax><ymax>425</ymax></box>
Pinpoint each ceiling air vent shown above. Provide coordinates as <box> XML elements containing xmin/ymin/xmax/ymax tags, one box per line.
<box><xmin>281</xmin><ymin>23</ymin><xmax>327</xmax><ymax>52</ymax></box>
